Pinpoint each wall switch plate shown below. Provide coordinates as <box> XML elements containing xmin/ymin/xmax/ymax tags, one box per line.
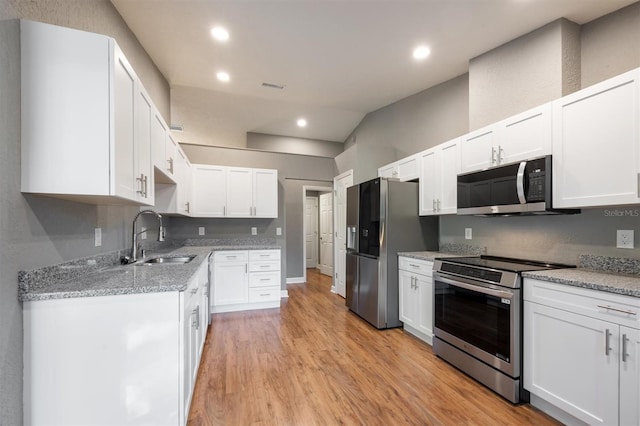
<box><xmin>198</xmin><ymin>227</ymin><xmax>205</xmax><ymax>236</ymax></box>
<box><xmin>251</xmin><ymin>227</ymin><xmax>257</xmax><ymax>236</ymax></box>
<box><xmin>276</xmin><ymin>227</ymin><xmax>282</xmax><ymax>236</ymax></box>
<box><xmin>94</xmin><ymin>228</ymin><xmax>102</xmax><ymax>247</ymax></box>
<box><xmin>617</xmin><ymin>229</ymin><xmax>634</xmax><ymax>249</ymax></box>
<box><xmin>141</xmin><ymin>227</ymin><xmax>147</xmax><ymax>240</ymax></box>
<box><xmin>465</xmin><ymin>228</ymin><xmax>472</xmax><ymax>240</ymax></box>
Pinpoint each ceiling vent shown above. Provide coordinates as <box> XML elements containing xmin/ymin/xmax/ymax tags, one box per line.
<box><xmin>261</xmin><ymin>82</ymin><xmax>285</xmax><ymax>90</ymax></box>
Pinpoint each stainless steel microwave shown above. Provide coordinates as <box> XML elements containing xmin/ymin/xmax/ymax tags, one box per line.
<box><xmin>456</xmin><ymin>155</ymin><xmax>579</xmax><ymax>215</ymax></box>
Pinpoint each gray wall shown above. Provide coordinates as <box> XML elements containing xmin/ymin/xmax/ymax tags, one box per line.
<box><xmin>0</xmin><ymin>1</ymin><xmax>172</xmax><ymax>422</ymax></box>
<box><xmin>180</xmin><ymin>144</ymin><xmax>336</xmax><ymax>280</ymax></box>
<box><xmin>336</xmin><ymin>74</ymin><xmax>469</xmax><ymax>184</ymax></box>
<box><xmin>468</xmin><ymin>18</ymin><xmax>581</xmax><ymax>130</ymax></box>
<box><xmin>247</xmin><ymin>132</ymin><xmax>344</xmax><ymax>158</ymax></box>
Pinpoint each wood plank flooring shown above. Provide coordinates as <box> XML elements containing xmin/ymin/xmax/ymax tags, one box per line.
<box><xmin>188</xmin><ymin>269</ymin><xmax>560</xmax><ymax>425</ymax></box>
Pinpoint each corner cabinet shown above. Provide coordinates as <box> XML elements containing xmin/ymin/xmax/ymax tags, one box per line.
<box><xmin>398</xmin><ymin>256</ymin><xmax>434</xmax><ymax>344</ymax></box>
<box><xmin>20</xmin><ymin>20</ymin><xmax>153</xmax><ymax>205</ymax></box>
<box><xmin>211</xmin><ymin>249</ymin><xmax>281</xmax><ymax>313</ymax></box>
<box><xmin>378</xmin><ymin>154</ymin><xmax>419</xmax><ymax>182</ymax></box>
<box><xmin>552</xmin><ymin>68</ymin><xmax>640</xmax><ymax>208</ymax></box>
<box><xmin>419</xmin><ymin>138</ymin><xmax>460</xmax><ymax>216</ymax></box>
<box><xmin>23</xmin><ymin>258</ymin><xmax>210</xmax><ymax>426</ymax></box>
<box><xmin>524</xmin><ymin>278</ymin><xmax>640</xmax><ymax>426</ymax></box>
<box><xmin>191</xmin><ymin>165</ymin><xmax>278</xmax><ymax>218</ymax></box>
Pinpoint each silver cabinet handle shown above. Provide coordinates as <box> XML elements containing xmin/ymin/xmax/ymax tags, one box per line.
<box><xmin>491</xmin><ymin>146</ymin><xmax>497</xmax><ymax>165</ymax></box>
<box><xmin>498</xmin><ymin>145</ymin><xmax>504</xmax><ymax>164</ymax></box>
<box><xmin>605</xmin><ymin>328</ymin><xmax>612</xmax><ymax>356</ymax></box>
<box><xmin>143</xmin><ymin>174</ymin><xmax>148</xmax><ymax>198</ymax></box>
<box><xmin>437</xmin><ymin>199</ymin><xmax>441</xmax><ymax>211</ymax></box>
<box><xmin>597</xmin><ymin>305</ymin><xmax>637</xmax><ymax>316</ymax></box>
<box><xmin>409</xmin><ymin>264</ymin><xmax>420</xmax><ymax>268</ymax></box>
<box><xmin>622</xmin><ymin>334</ymin><xmax>629</xmax><ymax>362</ymax></box>
<box><xmin>432</xmin><ymin>199</ymin><xmax>436</xmax><ymax>212</ymax></box>
<box><xmin>136</xmin><ymin>173</ymin><xmax>145</xmax><ymax>195</ymax></box>
<box><xmin>260</xmin><ymin>293</ymin><xmax>270</xmax><ymax>297</ymax></box>
<box><xmin>223</xmin><ymin>206</ymin><xmax>226</xmax><ymax>216</ymax></box>
<box><xmin>168</xmin><ymin>157</ymin><xmax>174</xmax><ymax>174</ymax></box>
<box><xmin>259</xmin><ymin>278</ymin><xmax>270</xmax><ymax>281</ymax></box>
<box><xmin>185</xmin><ymin>201</ymin><xmax>190</xmax><ymax>213</ymax></box>
<box><xmin>192</xmin><ymin>307</ymin><xmax>198</xmax><ymax>328</ymax></box>
<box><xmin>260</xmin><ymin>265</ymin><xmax>270</xmax><ymax>268</ymax></box>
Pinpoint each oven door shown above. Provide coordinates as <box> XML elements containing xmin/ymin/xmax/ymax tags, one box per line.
<box><xmin>433</xmin><ymin>271</ymin><xmax>520</xmax><ymax>378</ymax></box>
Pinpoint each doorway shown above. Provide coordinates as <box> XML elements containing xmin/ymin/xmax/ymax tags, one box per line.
<box><xmin>333</xmin><ymin>170</ymin><xmax>353</xmax><ymax>297</ymax></box>
<box><xmin>302</xmin><ymin>185</ymin><xmax>333</xmax><ymax>283</ymax></box>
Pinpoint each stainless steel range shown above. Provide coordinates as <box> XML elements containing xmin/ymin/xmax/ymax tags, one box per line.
<box><xmin>432</xmin><ymin>256</ymin><xmax>573</xmax><ymax>403</ymax></box>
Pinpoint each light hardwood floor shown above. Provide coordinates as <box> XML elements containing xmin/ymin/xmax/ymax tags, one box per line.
<box><xmin>188</xmin><ymin>269</ymin><xmax>560</xmax><ymax>425</ymax></box>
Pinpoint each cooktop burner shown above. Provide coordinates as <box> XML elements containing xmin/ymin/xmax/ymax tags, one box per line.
<box><xmin>433</xmin><ymin>255</ymin><xmax>575</xmax><ymax>288</ymax></box>
<box><xmin>437</xmin><ymin>255</ymin><xmax>575</xmax><ymax>273</ymax></box>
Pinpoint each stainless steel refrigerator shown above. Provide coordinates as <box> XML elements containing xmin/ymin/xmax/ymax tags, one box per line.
<box><xmin>346</xmin><ymin>177</ymin><xmax>438</xmax><ymax>329</ymax></box>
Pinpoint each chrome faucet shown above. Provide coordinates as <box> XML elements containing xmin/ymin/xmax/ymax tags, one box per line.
<box><xmin>129</xmin><ymin>210</ymin><xmax>165</xmax><ymax>262</ymax></box>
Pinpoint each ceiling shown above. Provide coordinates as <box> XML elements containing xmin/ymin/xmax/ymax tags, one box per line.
<box><xmin>111</xmin><ymin>0</ymin><xmax>636</xmax><ymax>145</ymax></box>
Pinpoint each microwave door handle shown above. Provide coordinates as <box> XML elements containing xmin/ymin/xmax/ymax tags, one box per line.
<box><xmin>516</xmin><ymin>161</ymin><xmax>527</xmax><ymax>204</ymax></box>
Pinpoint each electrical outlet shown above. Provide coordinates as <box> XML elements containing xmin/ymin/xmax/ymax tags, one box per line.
<box><xmin>141</xmin><ymin>227</ymin><xmax>147</xmax><ymax>240</ymax></box>
<box><xmin>94</xmin><ymin>228</ymin><xmax>102</xmax><ymax>247</ymax></box>
<box><xmin>251</xmin><ymin>227</ymin><xmax>257</xmax><ymax>235</ymax></box>
<box><xmin>276</xmin><ymin>227</ymin><xmax>282</xmax><ymax>236</ymax></box>
<box><xmin>617</xmin><ymin>229</ymin><xmax>634</xmax><ymax>249</ymax></box>
<box><xmin>198</xmin><ymin>227</ymin><xmax>205</xmax><ymax>236</ymax></box>
<box><xmin>465</xmin><ymin>228</ymin><xmax>472</xmax><ymax>240</ymax></box>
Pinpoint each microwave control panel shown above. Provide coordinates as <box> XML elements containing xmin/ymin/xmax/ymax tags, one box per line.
<box><xmin>526</xmin><ymin>157</ymin><xmax>547</xmax><ymax>201</ymax></box>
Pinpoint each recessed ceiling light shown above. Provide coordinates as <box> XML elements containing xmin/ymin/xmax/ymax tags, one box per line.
<box><xmin>216</xmin><ymin>71</ymin><xmax>230</xmax><ymax>82</ymax></box>
<box><xmin>211</xmin><ymin>26</ymin><xmax>229</xmax><ymax>42</ymax></box>
<box><xmin>413</xmin><ymin>45</ymin><xmax>431</xmax><ymax>60</ymax></box>
<box><xmin>297</xmin><ymin>118</ymin><xmax>307</xmax><ymax>128</ymax></box>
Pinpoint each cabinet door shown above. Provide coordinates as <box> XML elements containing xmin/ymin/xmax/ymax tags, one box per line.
<box><xmin>378</xmin><ymin>163</ymin><xmax>398</xmax><ymax>178</ymax></box>
<box><xmin>135</xmin><ymin>87</ymin><xmax>154</xmax><ymax>205</ymax></box>
<box><xmin>497</xmin><ymin>103</ymin><xmax>552</xmax><ymax>165</ymax></box>
<box><xmin>620</xmin><ymin>326</ymin><xmax>640</xmax><ymax>426</ymax></box>
<box><xmin>553</xmin><ymin>69</ymin><xmax>640</xmax><ymax>208</ymax></box>
<box><xmin>113</xmin><ymin>44</ymin><xmax>138</xmax><ymax>201</ymax></box>
<box><xmin>166</xmin><ymin>133</ymin><xmax>178</xmax><ymax>177</ymax></box>
<box><xmin>438</xmin><ymin>139</ymin><xmax>460</xmax><ymax>215</ymax></box>
<box><xmin>175</xmin><ymin>149</ymin><xmax>191</xmax><ymax>216</ymax></box>
<box><xmin>419</xmin><ymin>148</ymin><xmax>438</xmax><ymax>216</ymax></box>
<box><xmin>524</xmin><ymin>302</ymin><xmax>619</xmax><ymax>425</ymax></box>
<box><xmin>213</xmin><ymin>262</ymin><xmax>248</xmax><ymax>305</ymax></box>
<box><xmin>253</xmin><ymin>169</ymin><xmax>278</xmax><ymax>218</ymax></box>
<box><xmin>192</xmin><ymin>165</ymin><xmax>227</xmax><ymax>217</ymax></box>
<box><xmin>151</xmin><ymin>112</ymin><xmax>173</xmax><ymax>180</ymax></box>
<box><xmin>226</xmin><ymin>167</ymin><xmax>253</xmax><ymax>217</ymax></box>
<box><xmin>460</xmin><ymin>125</ymin><xmax>497</xmax><ymax>173</ymax></box>
<box><xmin>416</xmin><ymin>273</ymin><xmax>433</xmax><ymax>338</ymax></box>
<box><xmin>397</xmin><ymin>155</ymin><xmax>419</xmax><ymax>181</ymax></box>
<box><xmin>398</xmin><ymin>270</ymin><xmax>417</xmax><ymax>327</ymax></box>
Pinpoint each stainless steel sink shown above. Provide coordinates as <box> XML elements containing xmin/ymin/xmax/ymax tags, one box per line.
<box><xmin>135</xmin><ymin>255</ymin><xmax>196</xmax><ymax>265</ymax></box>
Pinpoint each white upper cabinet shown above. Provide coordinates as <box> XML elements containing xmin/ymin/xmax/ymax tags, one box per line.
<box><xmin>151</xmin><ymin>109</ymin><xmax>177</xmax><ymax>184</ymax></box>
<box><xmin>20</xmin><ymin>20</ymin><xmax>152</xmax><ymax>205</ymax></box>
<box><xmin>155</xmin><ymin>145</ymin><xmax>193</xmax><ymax>216</ymax></box>
<box><xmin>135</xmin><ymin>85</ymin><xmax>154</xmax><ymax>205</ymax></box>
<box><xmin>191</xmin><ymin>165</ymin><xmax>278</xmax><ymax>218</ymax></box>
<box><xmin>460</xmin><ymin>103</ymin><xmax>552</xmax><ymax>173</ymax></box>
<box><xmin>552</xmin><ymin>68</ymin><xmax>640</xmax><ymax>208</ymax></box>
<box><xmin>253</xmin><ymin>168</ymin><xmax>278</xmax><ymax>218</ymax></box>
<box><xmin>419</xmin><ymin>138</ymin><xmax>460</xmax><ymax>216</ymax></box>
<box><xmin>498</xmin><ymin>103</ymin><xmax>552</xmax><ymax>164</ymax></box>
<box><xmin>191</xmin><ymin>165</ymin><xmax>227</xmax><ymax>217</ymax></box>
<box><xmin>378</xmin><ymin>154</ymin><xmax>419</xmax><ymax>181</ymax></box>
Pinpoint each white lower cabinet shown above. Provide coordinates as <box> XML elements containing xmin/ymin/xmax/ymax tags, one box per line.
<box><xmin>23</xmin><ymin>258</ymin><xmax>210</xmax><ymax>426</ymax></box>
<box><xmin>211</xmin><ymin>249</ymin><xmax>281</xmax><ymax>313</ymax></box>
<box><xmin>398</xmin><ymin>257</ymin><xmax>434</xmax><ymax>344</ymax></box>
<box><xmin>524</xmin><ymin>278</ymin><xmax>640</xmax><ymax>426</ymax></box>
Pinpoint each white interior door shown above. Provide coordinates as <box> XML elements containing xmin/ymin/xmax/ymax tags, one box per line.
<box><xmin>333</xmin><ymin>170</ymin><xmax>353</xmax><ymax>297</ymax></box>
<box><xmin>304</xmin><ymin>196</ymin><xmax>319</xmax><ymax>269</ymax></box>
<box><xmin>319</xmin><ymin>192</ymin><xmax>333</xmax><ymax>277</ymax></box>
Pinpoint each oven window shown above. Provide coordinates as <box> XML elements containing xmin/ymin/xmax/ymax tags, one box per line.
<box><xmin>434</xmin><ymin>280</ymin><xmax>511</xmax><ymax>362</ymax></box>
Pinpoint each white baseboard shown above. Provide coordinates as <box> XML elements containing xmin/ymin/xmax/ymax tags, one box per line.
<box><xmin>286</xmin><ymin>277</ymin><xmax>305</xmax><ymax>284</ymax></box>
<box><xmin>280</xmin><ymin>290</ymin><xmax>289</xmax><ymax>298</ymax></box>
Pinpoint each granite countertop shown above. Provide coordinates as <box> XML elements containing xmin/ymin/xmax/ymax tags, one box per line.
<box><xmin>19</xmin><ymin>239</ymin><xmax>283</xmax><ymax>302</ymax></box>
<box><xmin>523</xmin><ymin>268</ymin><xmax>640</xmax><ymax>298</ymax></box>
<box><xmin>397</xmin><ymin>251</ymin><xmax>467</xmax><ymax>262</ymax></box>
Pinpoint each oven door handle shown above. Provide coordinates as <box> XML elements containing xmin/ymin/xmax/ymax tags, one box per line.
<box><xmin>434</xmin><ymin>273</ymin><xmax>515</xmax><ymax>300</ymax></box>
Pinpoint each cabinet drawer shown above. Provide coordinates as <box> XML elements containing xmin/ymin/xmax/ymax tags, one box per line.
<box><xmin>398</xmin><ymin>257</ymin><xmax>433</xmax><ymax>276</ymax></box>
<box><xmin>524</xmin><ymin>278</ymin><xmax>640</xmax><ymax>329</ymax></box>
<box><xmin>249</xmin><ymin>260</ymin><xmax>280</xmax><ymax>272</ymax></box>
<box><xmin>249</xmin><ymin>250</ymin><xmax>281</xmax><ymax>261</ymax></box>
<box><xmin>248</xmin><ymin>286</ymin><xmax>280</xmax><ymax>303</ymax></box>
<box><xmin>214</xmin><ymin>250</ymin><xmax>248</xmax><ymax>263</ymax></box>
<box><xmin>249</xmin><ymin>271</ymin><xmax>280</xmax><ymax>288</ymax></box>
